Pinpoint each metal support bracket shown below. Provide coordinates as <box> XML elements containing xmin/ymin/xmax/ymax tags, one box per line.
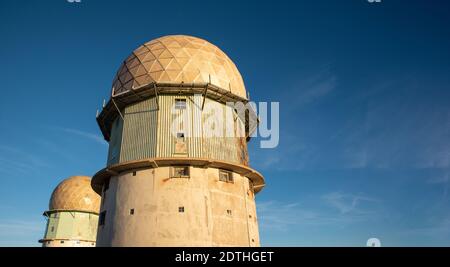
<box><xmin>201</xmin><ymin>85</ymin><xmax>208</xmax><ymax>110</ymax></box>
<box><xmin>154</xmin><ymin>83</ymin><xmax>160</xmax><ymax>110</ymax></box>
<box><xmin>111</xmin><ymin>98</ymin><xmax>125</xmax><ymax>120</ymax></box>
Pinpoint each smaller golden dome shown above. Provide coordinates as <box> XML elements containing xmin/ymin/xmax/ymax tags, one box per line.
<box><xmin>49</xmin><ymin>176</ymin><xmax>100</xmax><ymax>214</ymax></box>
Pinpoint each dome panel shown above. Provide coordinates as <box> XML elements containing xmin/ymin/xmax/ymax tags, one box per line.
<box><xmin>49</xmin><ymin>176</ymin><xmax>100</xmax><ymax>214</ymax></box>
<box><xmin>112</xmin><ymin>35</ymin><xmax>246</xmax><ymax>98</ymax></box>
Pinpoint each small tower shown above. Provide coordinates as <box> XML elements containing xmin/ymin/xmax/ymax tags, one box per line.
<box><xmin>93</xmin><ymin>35</ymin><xmax>265</xmax><ymax>246</ymax></box>
<box><xmin>39</xmin><ymin>176</ymin><xmax>101</xmax><ymax>247</ymax></box>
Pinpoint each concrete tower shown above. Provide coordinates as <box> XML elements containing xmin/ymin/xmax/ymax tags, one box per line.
<box><xmin>92</xmin><ymin>35</ymin><xmax>265</xmax><ymax>247</ymax></box>
<box><xmin>40</xmin><ymin>176</ymin><xmax>101</xmax><ymax>247</ymax></box>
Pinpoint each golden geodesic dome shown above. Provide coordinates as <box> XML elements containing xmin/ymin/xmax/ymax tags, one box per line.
<box><xmin>49</xmin><ymin>176</ymin><xmax>100</xmax><ymax>214</ymax></box>
<box><xmin>112</xmin><ymin>35</ymin><xmax>247</xmax><ymax>98</ymax></box>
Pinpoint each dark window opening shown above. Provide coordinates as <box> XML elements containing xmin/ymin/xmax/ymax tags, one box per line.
<box><xmin>175</xmin><ymin>99</ymin><xmax>187</xmax><ymax>109</ymax></box>
<box><xmin>132</xmin><ymin>171</ymin><xmax>136</xmax><ymax>176</ymax></box>
<box><xmin>60</xmin><ymin>241</ymin><xmax>64</xmax><ymax>244</ymax></box>
<box><xmin>179</xmin><ymin>206</ymin><xmax>185</xmax><ymax>213</ymax></box>
<box><xmin>172</xmin><ymin>166</ymin><xmax>190</xmax><ymax>178</ymax></box>
<box><xmin>219</xmin><ymin>170</ymin><xmax>234</xmax><ymax>183</ymax></box>
<box><xmin>174</xmin><ymin>132</ymin><xmax>187</xmax><ymax>154</ymax></box>
<box><xmin>99</xmin><ymin>211</ymin><xmax>106</xmax><ymax>226</ymax></box>
<box><xmin>130</xmin><ymin>209</ymin><xmax>135</xmax><ymax>215</ymax></box>
<box><xmin>227</xmin><ymin>210</ymin><xmax>232</xmax><ymax>216</ymax></box>
<box><xmin>177</xmin><ymin>132</ymin><xmax>185</xmax><ymax>141</ymax></box>
<box><xmin>51</xmin><ymin>226</ymin><xmax>54</xmax><ymax>232</ymax></box>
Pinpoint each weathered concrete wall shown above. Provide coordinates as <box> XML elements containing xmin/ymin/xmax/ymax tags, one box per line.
<box><xmin>96</xmin><ymin>166</ymin><xmax>259</xmax><ymax>247</ymax></box>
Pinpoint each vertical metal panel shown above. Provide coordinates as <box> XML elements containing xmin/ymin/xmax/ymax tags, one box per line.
<box><xmin>157</xmin><ymin>94</ymin><xmax>192</xmax><ymax>157</ymax></box>
<box><xmin>120</xmin><ymin>97</ymin><xmax>158</xmax><ymax>162</ymax></box>
<box><xmin>157</xmin><ymin>95</ymin><xmax>176</xmax><ymax>157</ymax></box>
<box><xmin>189</xmin><ymin>94</ymin><xmax>203</xmax><ymax>158</ymax></box>
<box><xmin>107</xmin><ymin>117</ymin><xmax>123</xmax><ymax>166</ymax></box>
<box><xmin>157</xmin><ymin>94</ymin><xmax>205</xmax><ymax>158</ymax></box>
<box><xmin>200</xmin><ymin>98</ymin><xmax>212</xmax><ymax>160</ymax></box>
<box><xmin>236</xmin><ymin>115</ymin><xmax>249</xmax><ymax>165</ymax></box>
<box><xmin>201</xmin><ymin>99</ymin><xmax>241</xmax><ymax>164</ymax></box>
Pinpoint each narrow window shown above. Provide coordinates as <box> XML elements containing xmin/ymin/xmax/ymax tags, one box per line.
<box><xmin>175</xmin><ymin>132</ymin><xmax>187</xmax><ymax>154</ymax></box>
<box><xmin>175</xmin><ymin>99</ymin><xmax>187</xmax><ymax>109</ymax></box>
<box><xmin>179</xmin><ymin>206</ymin><xmax>185</xmax><ymax>213</ymax></box>
<box><xmin>99</xmin><ymin>211</ymin><xmax>106</xmax><ymax>226</ymax></box>
<box><xmin>51</xmin><ymin>226</ymin><xmax>54</xmax><ymax>232</ymax></box>
<box><xmin>130</xmin><ymin>209</ymin><xmax>134</xmax><ymax>215</ymax></box>
<box><xmin>219</xmin><ymin>170</ymin><xmax>234</xmax><ymax>183</ymax></box>
<box><xmin>60</xmin><ymin>241</ymin><xmax>64</xmax><ymax>244</ymax></box>
<box><xmin>177</xmin><ymin>132</ymin><xmax>185</xmax><ymax>141</ymax></box>
<box><xmin>227</xmin><ymin>209</ymin><xmax>232</xmax><ymax>216</ymax></box>
<box><xmin>171</xmin><ymin>166</ymin><xmax>190</xmax><ymax>178</ymax></box>
<box><xmin>132</xmin><ymin>171</ymin><xmax>136</xmax><ymax>176</ymax></box>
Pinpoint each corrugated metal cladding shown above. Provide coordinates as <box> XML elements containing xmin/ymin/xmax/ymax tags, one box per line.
<box><xmin>157</xmin><ymin>94</ymin><xmax>183</xmax><ymax>157</ymax></box>
<box><xmin>107</xmin><ymin>116</ymin><xmax>123</xmax><ymax>166</ymax></box>
<box><xmin>189</xmin><ymin>94</ymin><xmax>203</xmax><ymax>158</ymax></box>
<box><xmin>107</xmin><ymin>94</ymin><xmax>248</xmax><ymax>165</ymax></box>
<box><xmin>200</xmin><ymin>98</ymin><xmax>240</xmax><ymax>164</ymax></box>
<box><xmin>157</xmin><ymin>95</ymin><xmax>246</xmax><ymax>165</ymax></box>
<box><xmin>119</xmin><ymin>97</ymin><xmax>158</xmax><ymax>162</ymax></box>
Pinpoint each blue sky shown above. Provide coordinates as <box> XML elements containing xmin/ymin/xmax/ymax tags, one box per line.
<box><xmin>0</xmin><ymin>0</ymin><xmax>449</xmax><ymax>246</ymax></box>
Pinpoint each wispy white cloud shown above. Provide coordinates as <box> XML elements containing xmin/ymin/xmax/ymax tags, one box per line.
<box><xmin>254</xmin><ymin>76</ymin><xmax>450</xmax><ymax>172</ymax></box>
<box><xmin>52</xmin><ymin>127</ymin><xmax>107</xmax><ymax>146</ymax></box>
<box><xmin>257</xmin><ymin>192</ymin><xmax>381</xmax><ymax>232</ymax></box>
<box><xmin>427</xmin><ymin>171</ymin><xmax>450</xmax><ymax>199</ymax></box>
<box><xmin>0</xmin><ymin>220</ymin><xmax>42</xmax><ymax>235</ymax></box>
<box><xmin>322</xmin><ymin>192</ymin><xmax>380</xmax><ymax>214</ymax></box>
<box><xmin>257</xmin><ymin>201</ymin><xmax>320</xmax><ymax>232</ymax></box>
<box><xmin>428</xmin><ymin>173</ymin><xmax>449</xmax><ymax>185</ymax></box>
<box><xmin>285</xmin><ymin>64</ymin><xmax>337</xmax><ymax>109</ymax></box>
<box><xmin>0</xmin><ymin>146</ymin><xmax>51</xmax><ymax>177</ymax></box>
<box><xmin>399</xmin><ymin>216</ymin><xmax>450</xmax><ymax>240</ymax></box>
<box><xmin>0</xmin><ymin>219</ymin><xmax>44</xmax><ymax>247</ymax></box>
<box><xmin>249</xmin><ymin>64</ymin><xmax>339</xmax><ymax>171</ymax></box>
<box><xmin>33</xmin><ymin>138</ymin><xmax>78</xmax><ymax>162</ymax></box>
<box><xmin>296</xmin><ymin>76</ymin><xmax>337</xmax><ymax>107</ymax></box>
<box><xmin>0</xmin><ymin>145</ymin><xmax>49</xmax><ymax>168</ymax></box>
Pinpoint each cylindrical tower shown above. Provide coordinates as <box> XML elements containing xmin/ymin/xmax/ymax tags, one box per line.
<box><xmin>39</xmin><ymin>176</ymin><xmax>101</xmax><ymax>247</ymax></box>
<box><xmin>92</xmin><ymin>35</ymin><xmax>265</xmax><ymax>247</ymax></box>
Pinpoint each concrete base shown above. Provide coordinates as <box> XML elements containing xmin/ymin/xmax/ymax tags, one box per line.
<box><xmin>96</xmin><ymin>165</ymin><xmax>260</xmax><ymax>247</ymax></box>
